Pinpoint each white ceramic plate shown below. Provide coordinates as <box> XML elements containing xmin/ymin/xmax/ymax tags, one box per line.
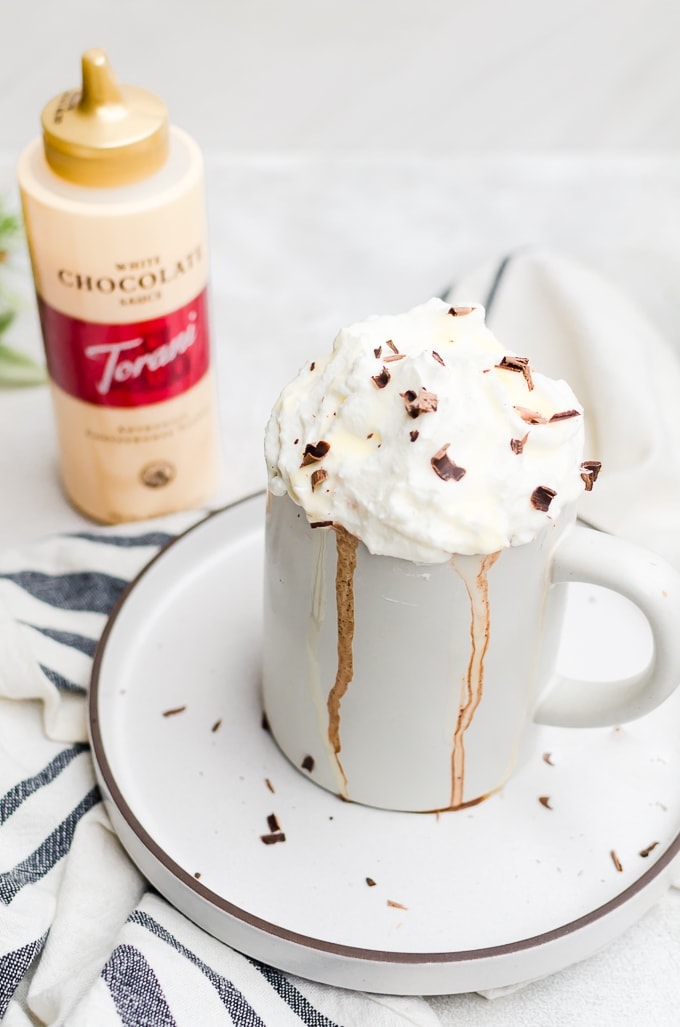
<box><xmin>89</xmin><ymin>492</ymin><xmax>680</xmax><ymax>995</ymax></box>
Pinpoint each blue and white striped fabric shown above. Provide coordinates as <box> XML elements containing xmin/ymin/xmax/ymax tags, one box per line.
<box><xmin>0</xmin><ymin>512</ymin><xmax>440</xmax><ymax>1027</ymax></box>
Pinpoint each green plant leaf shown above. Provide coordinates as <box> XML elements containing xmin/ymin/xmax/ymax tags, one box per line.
<box><xmin>0</xmin><ymin>209</ymin><xmax>21</xmax><ymax>247</ymax></box>
<box><xmin>0</xmin><ymin>342</ymin><xmax>47</xmax><ymax>387</ymax></box>
<box><xmin>0</xmin><ymin>306</ymin><xmax>16</xmax><ymax>334</ymax></box>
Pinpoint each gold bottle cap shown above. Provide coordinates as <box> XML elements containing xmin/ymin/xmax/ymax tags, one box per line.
<box><xmin>41</xmin><ymin>48</ymin><xmax>169</xmax><ymax>187</ymax></box>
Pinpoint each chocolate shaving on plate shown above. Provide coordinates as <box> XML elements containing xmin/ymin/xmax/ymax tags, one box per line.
<box><xmin>301</xmin><ymin>754</ymin><xmax>315</xmax><ymax>772</ymax></box>
<box><xmin>639</xmin><ymin>842</ymin><xmax>659</xmax><ymax>858</ymax></box>
<box><xmin>300</xmin><ymin>440</ymin><xmax>331</xmax><ymax>466</ymax></box>
<box><xmin>549</xmin><ymin>409</ymin><xmax>581</xmax><ymax>422</ymax></box>
<box><xmin>265</xmin><ymin>778</ymin><xmax>275</xmax><ymax>793</ymax></box>
<box><xmin>448</xmin><ymin>306</ymin><xmax>473</xmax><ymax>316</ymax></box>
<box><xmin>311</xmin><ymin>468</ymin><xmax>328</xmax><ymax>491</ymax></box>
<box><xmin>432</xmin><ymin>350</ymin><xmax>445</xmax><ymax>366</ymax></box>
<box><xmin>431</xmin><ymin>444</ymin><xmax>466</xmax><ymax>482</ymax></box>
<box><xmin>371</xmin><ymin>366</ymin><xmax>391</xmax><ymax>389</ymax></box>
<box><xmin>538</xmin><ymin>795</ymin><xmax>553</xmax><ymax>809</ymax></box>
<box><xmin>401</xmin><ymin>387</ymin><xmax>439</xmax><ymax>418</ymax></box>
<box><xmin>514</xmin><ymin>406</ymin><xmax>548</xmax><ymax>425</ymax></box>
<box><xmin>531</xmin><ymin>485</ymin><xmax>557</xmax><ymax>512</ymax></box>
<box><xmin>610</xmin><ymin>850</ymin><xmax>623</xmax><ymax>872</ymax></box>
<box><xmin>260</xmin><ymin>832</ymin><xmax>286</xmax><ymax>845</ymax></box>
<box><xmin>580</xmin><ymin>460</ymin><xmax>602</xmax><ymax>491</ymax></box>
<box><xmin>366</xmin><ymin>877</ymin><xmax>377</xmax><ymax>887</ymax></box>
<box><xmin>385</xmin><ymin>339</ymin><xmax>399</xmax><ymax>354</ymax></box>
<box><xmin>309</xmin><ymin>361</ymin><xmax>316</xmax><ymax>372</ymax></box>
<box><xmin>373</xmin><ymin>346</ymin><xmax>382</xmax><ymax>359</ymax></box>
<box><xmin>510</xmin><ymin>433</ymin><xmax>529</xmax><ymax>454</ymax></box>
<box><xmin>384</xmin><ymin>353</ymin><xmax>406</xmax><ymax>363</ymax></box>
<box><xmin>267</xmin><ymin>813</ymin><xmax>281</xmax><ymax>833</ymax></box>
<box><xmin>387</xmin><ymin>899</ymin><xmax>408</xmax><ymax>910</ymax></box>
<box><xmin>542</xmin><ymin>752</ymin><xmax>555</xmax><ymax>766</ymax></box>
<box><xmin>211</xmin><ymin>719</ymin><xmax>222</xmax><ymax>733</ymax></box>
<box><xmin>410</xmin><ymin>430</ymin><xmax>419</xmax><ymax>442</ymax></box>
<box><xmin>496</xmin><ymin>355</ymin><xmax>534</xmax><ymax>390</ymax></box>
<box><xmin>162</xmin><ymin>706</ymin><xmax>186</xmax><ymax>717</ymax></box>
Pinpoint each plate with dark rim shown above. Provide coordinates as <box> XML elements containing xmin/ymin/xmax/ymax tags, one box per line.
<box><xmin>88</xmin><ymin>491</ymin><xmax>680</xmax><ymax>995</ymax></box>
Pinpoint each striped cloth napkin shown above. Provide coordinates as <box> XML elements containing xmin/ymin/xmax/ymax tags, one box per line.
<box><xmin>0</xmin><ymin>515</ymin><xmax>440</xmax><ymax>1026</ymax></box>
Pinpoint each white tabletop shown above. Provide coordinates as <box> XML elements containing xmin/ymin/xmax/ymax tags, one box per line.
<box><xmin>1</xmin><ymin>2</ymin><xmax>680</xmax><ymax>1023</ymax></box>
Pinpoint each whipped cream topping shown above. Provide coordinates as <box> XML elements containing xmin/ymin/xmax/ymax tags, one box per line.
<box><xmin>265</xmin><ymin>298</ymin><xmax>590</xmax><ymax>562</ymax></box>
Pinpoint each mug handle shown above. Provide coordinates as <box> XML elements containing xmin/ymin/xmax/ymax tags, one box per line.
<box><xmin>534</xmin><ymin>524</ymin><xmax>680</xmax><ymax>727</ymax></box>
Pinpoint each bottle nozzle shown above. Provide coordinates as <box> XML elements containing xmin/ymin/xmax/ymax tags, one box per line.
<box><xmin>79</xmin><ymin>49</ymin><xmax>125</xmax><ymax>115</ymax></box>
<box><xmin>41</xmin><ymin>49</ymin><xmax>169</xmax><ymax>186</ymax></box>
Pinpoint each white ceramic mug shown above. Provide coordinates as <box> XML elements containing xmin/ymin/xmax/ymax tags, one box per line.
<box><xmin>262</xmin><ymin>493</ymin><xmax>680</xmax><ymax>812</ymax></box>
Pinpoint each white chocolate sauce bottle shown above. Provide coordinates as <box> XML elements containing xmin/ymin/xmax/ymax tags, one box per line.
<box><xmin>17</xmin><ymin>48</ymin><xmax>221</xmax><ymax>522</ymax></box>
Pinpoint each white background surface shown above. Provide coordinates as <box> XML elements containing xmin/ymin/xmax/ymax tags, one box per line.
<box><xmin>1</xmin><ymin>2</ymin><xmax>680</xmax><ymax>1023</ymax></box>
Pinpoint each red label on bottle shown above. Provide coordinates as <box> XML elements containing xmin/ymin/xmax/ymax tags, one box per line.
<box><xmin>37</xmin><ymin>290</ymin><xmax>211</xmax><ymax>408</ymax></box>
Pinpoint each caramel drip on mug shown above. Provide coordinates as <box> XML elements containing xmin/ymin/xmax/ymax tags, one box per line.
<box><xmin>307</xmin><ymin>529</ymin><xmax>346</xmax><ymax>790</ymax></box>
<box><xmin>326</xmin><ymin>526</ymin><xmax>359</xmax><ymax>796</ymax></box>
<box><xmin>450</xmin><ymin>551</ymin><xmax>501</xmax><ymax>809</ymax></box>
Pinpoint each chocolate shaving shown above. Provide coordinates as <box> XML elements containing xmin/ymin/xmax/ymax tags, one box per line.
<box><xmin>580</xmin><ymin>460</ymin><xmax>602</xmax><ymax>491</ymax></box>
<box><xmin>384</xmin><ymin>353</ymin><xmax>406</xmax><ymax>363</ymax></box>
<box><xmin>549</xmin><ymin>409</ymin><xmax>581</xmax><ymax>422</ymax></box>
<box><xmin>366</xmin><ymin>877</ymin><xmax>377</xmax><ymax>887</ymax></box>
<box><xmin>448</xmin><ymin>305</ymin><xmax>474</xmax><ymax>316</ymax></box>
<box><xmin>193</xmin><ymin>871</ymin><xmax>202</xmax><ymax>879</ymax></box>
<box><xmin>260</xmin><ymin>832</ymin><xmax>286</xmax><ymax>845</ymax></box>
<box><xmin>531</xmin><ymin>485</ymin><xmax>557</xmax><ymax>512</ymax></box>
<box><xmin>310</xmin><ymin>520</ymin><xmax>333</xmax><ymax>529</ymax></box>
<box><xmin>401</xmin><ymin>387</ymin><xmax>439</xmax><ymax>418</ymax></box>
<box><xmin>261</xmin><ymin>711</ymin><xmax>271</xmax><ymax>732</ymax></box>
<box><xmin>387</xmin><ymin>899</ymin><xmax>408</xmax><ymax>910</ymax></box>
<box><xmin>385</xmin><ymin>339</ymin><xmax>399</xmax><ymax>354</ymax></box>
<box><xmin>514</xmin><ymin>406</ymin><xmax>548</xmax><ymax>425</ymax></box>
<box><xmin>293</xmin><ymin>438</ymin><xmax>299</xmax><ymax>445</ymax></box>
<box><xmin>301</xmin><ymin>754</ymin><xmax>315</xmax><ymax>772</ymax></box>
<box><xmin>432</xmin><ymin>350</ymin><xmax>445</xmax><ymax>366</ymax></box>
<box><xmin>371</xmin><ymin>366</ymin><xmax>391</xmax><ymax>389</ymax></box>
<box><xmin>610</xmin><ymin>850</ymin><xmax>623</xmax><ymax>872</ymax></box>
<box><xmin>510</xmin><ymin>433</ymin><xmax>529</xmax><ymax>454</ymax></box>
<box><xmin>211</xmin><ymin>719</ymin><xmax>222</xmax><ymax>733</ymax></box>
<box><xmin>496</xmin><ymin>355</ymin><xmax>534</xmax><ymax>390</ymax></box>
<box><xmin>300</xmin><ymin>440</ymin><xmax>331</xmax><ymax>466</ymax></box>
<box><xmin>311</xmin><ymin>468</ymin><xmax>328</xmax><ymax>491</ymax></box>
<box><xmin>267</xmin><ymin>813</ymin><xmax>281</xmax><ymax>833</ymax></box>
<box><xmin>639</xmin><ymin>842</ymin><xmax>659</xmax><ymax>858</ymax></box>
<box><xmin>162</xmin><ymin>706</ymin><xmax>186</xmax><ymax>717</ymax></box>
<box><xmin>409</xmin><ymin>430</ymin><xmax>419</xmax><ymax>442</ymax></box>
<box><xmin>373</xmin><ymin>346</ymin><xmax>382</xmax><ymax>359</ymax></box>
<box><xmin>538</xmin><ymin>795</ymin><xmax>553</xmax><ymax>809</ymax></box>
<box><xmin>309</xmin><ymin>361</ymin><xmax>316</xmax><ymax>371</ymax></box>
<box><xmin>265</xmin><ymin>778</ymin><xmax>275</xmax><ymax>793</ymax></box>
<box><xmin>542</xmin><ymin>752</ymin><xmax>555</xmax><ymax>766</ymax></box>
<box><xmin>431</xmin><ymin>444</ymin><xmax>466</xmax><ymax>482</ymax></box>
